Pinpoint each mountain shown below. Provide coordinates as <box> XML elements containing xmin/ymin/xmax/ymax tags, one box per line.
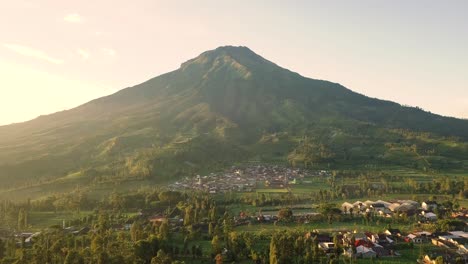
<box><xmin>1</xmin><ymin>46</ymin><xmax>467</xmax><ymax>199</ymax></box>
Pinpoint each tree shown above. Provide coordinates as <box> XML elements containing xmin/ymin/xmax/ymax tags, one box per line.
<box><xmin>269</xmin><ymin>238</ymin><xmax>278</xmax><ymax>264</ymax></box>
<box><xmin>278</xmin><ymin>208</ymin><xmax>293</xmax><ymax>222</ymax></box>
<box><xmin>319</xmin><ymin>203</ymin><xmax>342</xmax><ymax>224</ymax></box>
<box><xmin>209</xmin><ymin>206</ymin><xmax>217</xmax><ymax>221</ymax></box>
<box><xmin>18</xmin><ymin>208</ymin><xmax>27</xmax><ymax>230</ymax></box>
<box><xmin>90</xmin><ymin>235</ymin><xmax>104</xmax><ymax>254</ymax></box>
<box><xmin>158</xmin><ymin>191</ymin><xmax>182</xmax><ymax>205</ymax></box>
<box><xmin>109</xmin><ymin>192</ymin><xmax>124</xmax><ymax>211</ymax></box>
<box><xmin>435</xmin><ymin>256</ymin><xmax>445</xmax><ymax>264</ymax></box>
<box><xmin>294</xmin><ymin>236</ymin><xmax>305</xmax><ymax>263</ymax></box>
<box><xmin>31</xmin><ymin>243</ymin><xmax>48</xmax><ymax>264</ymax></box>
<box><xmin>131</xmin><ymin>221</ymin><xmax>144</xmax><ymax>242</ymax></box>
<box><xmin>64</xmin><ymin>250</ymin><xmax>84</xmax><ymax>264</ymax></box>
<box><xmin>151</xmin><ymin>249</ymin><xmax>172</xmax><ymax>264</ymax></box>
<box><xmin>184</xmin><ymin>206</ymin><xmax>193</xmax><ymax>226</ymax></box>
<box><xmin>223</xmin><ymin>218</ymin><xmax>233</xmax><ymax>236</ymax></box>
<box><xmin>269</xmin><ymin>231</ymin><xmax>296</xmax><ymax>264</ymax></box>
<box><xmin>135</xmin><ymin>240</ymin><xmax>153</xmax><ymax>263</ymax></box>
<box><xmin>95</xmin><ymin>212</ymin><xmax>110</xmax><ymax>235</ymax></box>
<box><xmin>96</xmin><ymin>251</ymin><xmax>110</xmax><ymax>264</ymax></box>
<box><xmin>0</xmin><ymin>239</ymin><xmax>5</xmax><ymax>259</ymax></box>
<box><xmin>332</xmin><ymin>234</ymin><xmax>340</xmax><ymax>257</ymax></box>
<box><xmin>159</xmin><ymin>220</ymin><xmax>169</xmax><ymax>240</ymax></box>
<box><xmin>50</xmin><ymin>238</ymin><xmax>65</xmax><ymax>263</ymax></box>
<box><xmin>211</xmin><ymin>235</ymin><xmax>222</xmax><ymax>254</ymax></box>
<box><xmin>208</xmin><ymin>222</ymin><xmax>214</xmax><ymax>237</ymax></box>
<box><xmin>312</xmin><ymin>235</ymin><xmax>320</xmax><ymax>262</ymax></box>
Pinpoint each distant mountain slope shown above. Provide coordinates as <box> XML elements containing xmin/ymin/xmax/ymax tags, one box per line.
<box><xmin>0</xmin><ymin>46</ymin><xmax>467</xmax><ymax>196</ymax></box>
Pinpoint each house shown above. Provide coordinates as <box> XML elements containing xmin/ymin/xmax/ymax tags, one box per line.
<box><xmin>355</xmin><ymin>239</ymin><xmax>374</xmax><ymax>248</ymax></box>
<box><xmin>432</xmin><ymin>237</ymin><xmax>458</xmax><ymax>249</ymax></box>
<box><xmin>450</xmin><ymin>231</ymin><xmax>468</xmax><ymax>239</ymax></box>
<box><xmin>370</xmin><ymin>203</ymin><xmax>391</xmax><ymax>215</ymax></box>
<box><xmin>353</xmin><ymin>232</ymin><xmax>368</xmax><ymax>241</ymax></box>
<box><xmin>265</xmin><ymin>179</ymin><xmax>286</xmax><ymax>188</ymax></box>
<box><xmin>341</xmin><ymin>202</ymin><xmax>354</xmax><ymax>213</ymax></box>
<box><xmin>393</xmin><ymin>203</ymin><xmax>418</xmax><ymax>216</ymax></box>
<box><xmin>319</xmin><ymin>242</ymin><xmax>335</xmax><ymax>254</ymax></box>
<box><xmin>372</xmin><ymin>246</ymin><xmax>391</xmax><ymax>257</ymax></box>
<box><xmin>370</xmin><ymin>233</ymin><xmax>394</xmax><ymax>245</ymax></box>
<box><xmin>72</xmin><ymin>227</ymin><xmax>90</xmax><ymax>235</ymax></box>
<box><xmin>149</xmin><ymin>215</ymin><xmax>167</xmax><ymax>223</ymax></box>
<box><xmin>305</xmin><ymin>232</ymin><xmax>331</xmax><ymax>242</ymax></box>
<box><xmin>374</xmin><ymin>200</ymin><xmax>391</xmax><ymax>207</ymax></box>
<box><xmin>449</xmin><ymin>237</ymin><xmax>468</xmax><ymax>252</ymax></box>
<box><xmin>353</xmin><ymin>201</ymin><xmax>365</xmax><ymax>212</ymax></box>
<box><xmin>384</xmin><ymin>228</ymin><xmax>402</xmax><ymax>237</ymax></box>
<box><xmin>416</xmin><ymin>231</ymin><xmax>432</xmax><ymax>236</ymax></box>
<box><xmin>406</xmin><ymin>233</ymin><xmax>429</xmax><ymax>244</ymax></box>
<box><xmin>356</xmin><ymin>245</ymin><xmax>377</xmax><ymax>258</ymax></box>
<box><xmin>420</xmin><ymin>250</ymin><xmax>464</xmax><ymax>264</ymax></box>
<box><xmin>366</xmin><ymin>232</ymin><xmax>378</xmax><ymax>243</ymax></box>
<box><xmin>388</xmin><ymin>203</ymin><xmax>401</xmax><ymax>212</ymax></box>
<box><xmin>398</xmin><ymin>200</ymin><xmax>419</xmax><ymax>206</ymax></box>
<box><xmin>407</xmin><ymin>231</ymin><xmax>432</xmax><ymax>244</ymax></box>
<box><xmin>16</xmin><ymin>233</ymin><xmax>33</xmax><ymax>239</ymax></box>
<box><xmin>317</xmin><ymin>233</ymin><xmax>332</xmax><ymax>243</ymax></box>
<box><xmin>422</xmin><ymin>212</ymin><xmax>438</xmax><ymax>221</ymax></box>
<box><xmin>422</xmin><ymin>201</ymin><xmax>438</xmax><ymax>211</ymax></box>
<box><xmin>257</xmin><ymin>214</ymin><xmax>270</xmax><ymax>222</ymax></box>
<box><xmin>24</xmin><ymin>232</ymin><xmax>41</xmax><ymax>244</ymax></box>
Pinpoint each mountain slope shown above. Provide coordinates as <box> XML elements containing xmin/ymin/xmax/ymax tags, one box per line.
<box><xmin>0</xmin><ymin>46</ymin><xmax>467</xmax><ymax>197</ymax></box>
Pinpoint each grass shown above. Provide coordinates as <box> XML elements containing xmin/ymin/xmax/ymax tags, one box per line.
<box><xmin>28</xmin><ymin>210</ymin><xmax>93</xmax><ymax>230</ymax></box>
<box><xmin>255</xmin><ymin>188</ymin><xmax>289</xmax><ymax>193</ymax></box>
<box><xmin>235</xmin><ymin>218</ymin><xmax>413</xmax><ymax>234</ymax></box>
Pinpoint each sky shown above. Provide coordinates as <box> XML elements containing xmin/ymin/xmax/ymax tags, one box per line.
<box><xmin>0</xmin><ymin>0</ymin><xmax>467</xmax><ymax>125</ymax></box>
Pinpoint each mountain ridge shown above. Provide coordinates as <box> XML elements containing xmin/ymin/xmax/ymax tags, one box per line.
<box><xmin>2</xmin><ymin>46</ymin><xmax>465</xmax><ymax>130</ymax></box>
<box><xmin>0</xmin><ymin>46</ymin><xmax>467</xmax><ymax>199</ymax></box>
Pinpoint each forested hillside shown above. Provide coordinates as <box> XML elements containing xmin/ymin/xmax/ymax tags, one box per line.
<box><xmin>0</xmin><ymin>46</ymin><xmax>467</xmax><ymax>198</ymax></box>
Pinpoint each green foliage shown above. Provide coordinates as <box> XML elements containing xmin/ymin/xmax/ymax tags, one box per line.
<box><xmin>211</xmin><ymin>235</ymin><xmax>222</xmax><ymax>255</ymax></box>
<box><xmin>0</xmin><ymin>239</ymin><xmax>5</xmax><ymax>259</ymax></box>
<box><xmin>150</xmin><ymin>249</ymin><xmax>172</xmax><ymax>264</ymax></box>
<box><xmin>64</xmin><ymin>250</ymin><xmax>84</xmax><ymax>264</ymax></box>
<box><xmin>277</xmin><ymin>208</ymin><xmax>293</xmax><ymax>222</ymax></box>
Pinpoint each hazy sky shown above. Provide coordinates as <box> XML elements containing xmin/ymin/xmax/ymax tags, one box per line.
<box><xmin>1</xmin><ymin>0</ymin><xmax>467</xmax><ymax>125</ymax></box>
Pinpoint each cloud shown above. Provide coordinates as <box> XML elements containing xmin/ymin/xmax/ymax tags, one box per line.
<box><xmin>101</xmin><ymin>48</ymin><xmax>116</xmax><ymax>57</ymax></box>
<box><xmin>77</xmin><ymin>49</ymin><xmax>90</xmax><ymax>60</ymax></box>
<box><xmin>3</xmin><ymin>43</ymin><xmax>63</xmax><ymax>64</ymax></box>
<box><xmin>64</xmin><ymin>13</ymin><xmax>84</xmax><ymax>23</ymax></box>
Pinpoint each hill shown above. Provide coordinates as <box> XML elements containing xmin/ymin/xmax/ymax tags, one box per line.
<box><xmin>0</xmin><ymin>46</ymin><xmax>467</xmax><ymax>199</ymax></box>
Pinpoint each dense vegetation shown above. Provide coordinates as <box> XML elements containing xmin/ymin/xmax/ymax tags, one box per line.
<box><xmin>1</xmin><ymin>175</ymin><xmax>467</xmax><ymax>264</ymax></box>
<box><xmin>0</xmin><ymin>46</ymin><xmax>467</xmax><ymax>200</ymax></box>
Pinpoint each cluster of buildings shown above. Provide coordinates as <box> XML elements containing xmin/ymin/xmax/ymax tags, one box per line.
<box><xmin>425</xmin><ymin>231</ymin><xmax>468</xmax><ymax>262</ymax></box>
<box><xmin>308</xmin><ymin>229</ymin><xmax>468</xmax><ymax>262</ymax></box>
<box><xmin>168</xmin><ymin>165</ymin><xmax>321</xmax><ymax>193</ymax></box>
<box><xmin>341</xmin><ymin>199</ymin><xmax>440</xmax><ymax>221</ymax></box>
<box><xmin>302</xmin><ymin>229</ymin><xmax>401</xmax><ymax>258</ymax></box>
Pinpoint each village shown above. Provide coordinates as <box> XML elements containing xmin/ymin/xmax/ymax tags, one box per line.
<box><xmin>140</xmin><ymin>197</ymin><xmax>468</xmax><ymax>263</ymax></box>
<box><xmin>3</xmin><ymin>165</ymin><xmax>467</xmax><ymax>263</ymax></box>
<box><xmin>168</xmin><ymin>165</ymin><xmax>331</xmax><ymax>193</ymax></box>
<box><xmin>338</xmin><ymin>199</ymin><xmax>468</xmax><ymax>263</ymax></box>
<box><xmin>6</xmin><ymin>193</ymin><xmax>468</xmax><ymax>263</ymax></box>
